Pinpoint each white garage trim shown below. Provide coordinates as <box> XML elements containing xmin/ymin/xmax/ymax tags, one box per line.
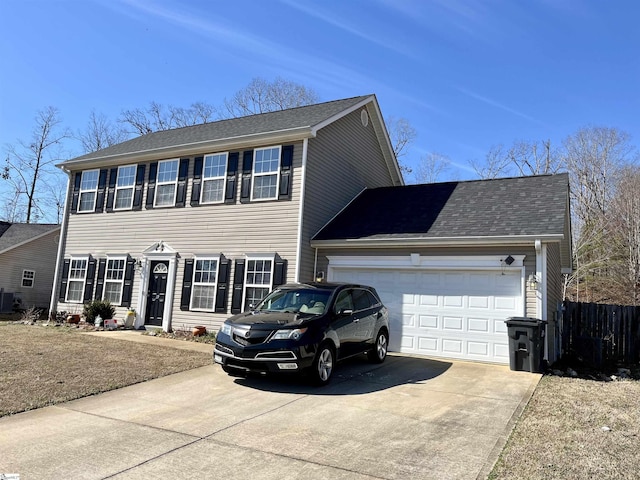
<box><xmin>327</xmin><ymin>255</ymin><xmax>527</xmax><ymax>364</ymax></box>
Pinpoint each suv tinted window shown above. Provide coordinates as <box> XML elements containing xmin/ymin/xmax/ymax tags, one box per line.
<box><xmin>353</xmin><ymin>289</ymin><xmax>374</xmax><ymax>311</ymax></box>
<box><xmin>334</xmin><ymin>290</ymin><xmax>354</xmax><ymax>313</ymax></box>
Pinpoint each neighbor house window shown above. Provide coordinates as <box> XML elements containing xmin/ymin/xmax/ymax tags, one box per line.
<box><xmin>115</xmin><ymin>164</ymin><xmax>136</xmax><ymax>210</ymax></box>
<box><xmin>251</xmin><ymin>146</ymin><xmax>280</xmax><ymax>201</ymax></box>
<box><xmin>243</xmin><ymin>257</ymin><xmax>273</xmax><ymax>310</ymax></box>
<box><xmin>103</xmin><ymin>258</ymin><xmax>126</xmax><ymax>304</ymax></box>
<box><xmin>154</xmin><ymin>159</ymin><xmax>179</xmax><ymax>206</ymax></box>
<box><xmin>78</xmin><ymin>170</ymin><xmax>99</xmax><ymax>212</ymax></box>
<box><xmin>66</xmin><ymin>258</ymin><xmax>88</xmax><ymax>303</ymax></box>
<box><xmin>201</xmin><ymin>153</ymin><xmax>227</xmax><ymax>204</ymax></box>
<box><xmin>190</xmin><ymin>257</ymin><xmax>219</xmax><ymax>311</ymax></box>
<box><xmin>22</xmin><ymin>269</ymin><xmax>35</xmax><ymax>288</ymax></box>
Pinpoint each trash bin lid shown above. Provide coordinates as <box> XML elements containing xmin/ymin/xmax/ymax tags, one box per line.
<box><xmin>504</xmin><ymin>317</ymin><xmax>547</xmax><ymax>326</ymax></box>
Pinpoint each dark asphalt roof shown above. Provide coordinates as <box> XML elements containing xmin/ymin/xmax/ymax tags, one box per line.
<box><xmin>65</xmin><ymin>96</ymin><xmax>371</xmax><ymax>163</ymax></box>
<box><xmin>0</xmin><ymin>222</ymin><xmax>60</xmax><ymax>253</ymax></box>
<box><xmin>313</xmin><ymin>174</ymin><xmax>569</xmax><ymax>241</ymax></box>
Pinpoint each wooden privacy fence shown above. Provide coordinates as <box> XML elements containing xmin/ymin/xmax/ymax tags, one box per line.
<box><xmin>560</xmin><ymin>301</ymin><xmax>640</xmax><ymax>368</ymax></box>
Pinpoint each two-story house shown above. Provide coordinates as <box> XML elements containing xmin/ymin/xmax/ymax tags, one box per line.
<box><xmin>50</xmin><ymin>95</ymin><xmax>402</xmax><ymax>332</ymax></box>
<box><xmin>49</xmin><ymin>94</ymin><xmax>571</xmax><ymax>365</ymax></box>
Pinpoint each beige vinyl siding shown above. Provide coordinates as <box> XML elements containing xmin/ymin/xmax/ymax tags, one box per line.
<box><xmin>0</xmin><ymin>231</ymin><xmax>59</xmax><ymax>309</ymax></box>
<box><xmin>57</xmin><ymin>143</ymin><xmax>303</xmax><ymax>331</ymax></box>
<box><xmin>299</xmin><ymin>105</ymin><xmax>397</xmax><ymax>282</ymax></box>
<box><xmin>316</xmin><ymin>245</ymin><xmax>539</xmax><ymax>318</ymax></box>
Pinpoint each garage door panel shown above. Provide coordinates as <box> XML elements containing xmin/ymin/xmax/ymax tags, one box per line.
<box><xmin>330</xmin><ymin>267</ymin><xmax>522</xmax><ymax>364</ymax></box>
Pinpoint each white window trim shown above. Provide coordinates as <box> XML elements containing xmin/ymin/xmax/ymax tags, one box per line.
<box><xmin>103</xmin><ymin>256</ymin><xmax>127</xmax><ymax>305</ymax></box>
<box><xmin>78</xmin><ymin>169</ymin><xmax>99</xmax><ymax>213</ymax></box>
<box><xmin>250</xmin><ymin>146</ymin><xmax>281</xmax><ymax>202</ymax></box>
<box><xmin>154</xmin><ymin>159</ymin><xmax>179</xmax><ymax>207</ymax></box>
<box><xmin>242</xmin><ymin>254</ymin><xmax>275</xmax><ymax>310</ymax></box>
<box><xmin>189</xmin><ymin>255</ymin><xmax>221</xmax><ymax>312</ymax></box>
<box><xmin>22</xmin><ymin>269</ymin><xmax>35</xmax><ymax>288</ymax></box>
<box><xmin>65</xmin><ymin>256</ymin><xmax>89</xmax><ymax>303</ymax></box>
<box><xmin>200</xmin><ymin>153</ymin><xmax>228</xmax><ymax>204</ymax></box>
<box><xmin>114</xmin><ymin>164</ymin><xmax>137</xmax><ymax>211</ymax></box>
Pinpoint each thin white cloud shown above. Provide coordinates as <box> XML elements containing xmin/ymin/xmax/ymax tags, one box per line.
<box><xmin>279</xmin><ymin>0</ymin><xmax>414</xmax><ymax>58</ymax></box>
<box><xmin>456</xmin><ymin>86</ymin><xmax>543</xmax><ymax>125</ymax></box>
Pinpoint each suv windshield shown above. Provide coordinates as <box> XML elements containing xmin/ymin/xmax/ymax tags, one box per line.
<box><xmin>256</xmin><ymin>288</ymin><xmax>332</xmax><ymax>315</ymax></box>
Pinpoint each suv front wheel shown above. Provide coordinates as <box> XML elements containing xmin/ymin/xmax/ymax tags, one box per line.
<box><xmin>311</xmin><ymin>343</ymin><xmax>335</xmax><ymax>386</ymax></box>
<box><xmin>368</xmin><ymin>329</ymin><xmax>388</xmax><ymax>363</ymax></box>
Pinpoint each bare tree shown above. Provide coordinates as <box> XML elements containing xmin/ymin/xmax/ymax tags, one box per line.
<box><xmin>119</xmin><ymin>101</ymin><xmax>219</xmax><ymax>136</ymax></box>
<box><xmin>386</xmin><ymin>116</ymin><xmax>416</xmax><ymax>172</ymax></box>
<box><xmin>414</xmin><ymin>152</ymin><xmax>450</xmax><ymax>184</ymax></box>
<box><xmin>221</xmin><ymin>77</ymin><xmax>319</xmax><ymax>118</ymax></box>
<box><xmin>506</xmin><ymin>140</ymin><xmax>560</xmax><ymax>176</ymax></box>
<box><xmin>78</xmin><ymin>110</ymin><xmax>130</xmax><ymax>153</ymax></box>
<box><xmin>3</xmin><ymin>107</ymin><xmax>69</xmax><ymax>223</ymax></box>
<box><xmin>470</xmin><ymin>145</ymin><xmax>512</xmax><ymax>179</ymax></box>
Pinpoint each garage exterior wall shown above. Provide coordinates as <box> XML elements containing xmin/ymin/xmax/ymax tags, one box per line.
<box><xmin>315</xmin><ymin>245</ymin><xmax>540</xmax><ymax>319</ymax></box>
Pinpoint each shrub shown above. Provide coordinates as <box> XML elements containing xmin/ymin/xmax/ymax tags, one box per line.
<box><xmin>83</xmin><ymin>300</ymin><xmax>115</xmax><ymax>325</ymax></box>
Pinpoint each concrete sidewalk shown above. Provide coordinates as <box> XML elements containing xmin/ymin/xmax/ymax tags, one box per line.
<box><xmin>0</xmin><ymin>334</ymin><xmax>540</xmax><ymax>480</ymax></box>
<box><xmin>81</xmin><ymin>329</ymin><xmax>215</xmax><ymax>354</ymax></box>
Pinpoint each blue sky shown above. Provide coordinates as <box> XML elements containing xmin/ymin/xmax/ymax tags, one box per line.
<box><xmin>1</xmin><ymin>0</ymin><xmax>639</xmax><ymax>183</ymax></box>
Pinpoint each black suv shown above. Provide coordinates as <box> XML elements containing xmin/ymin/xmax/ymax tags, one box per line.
<box><xmin>214</xmin><ymin>283</ymin><xmax>390</xmax><ymax>385</ymax></box>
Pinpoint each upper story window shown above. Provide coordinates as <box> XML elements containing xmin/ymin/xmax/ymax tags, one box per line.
<box><xmin>155</xmin><ymin>159</ymin><xmax>179</xmax><ymax>207</ymax></box>
<box><xmin>115</xmin><ymin>165</ymin><xmax>136</xmax><ymax>210</ymax></box>
<box><xmin>251</xmin><ymin>146</ymin><xmax>281</xmax><ymax>201</ymax></box>
<box><xmin>22</xmin><ymin>269</ymin><xmax>35</xmax><ymax>288</ymax></box>
<box><xmin>66</xmin><ymin>257</ymin><xmax>88</xmax><ymax>303</ymax></box>
<box><xmin>190</xmin><ymin>257</ymin><xmax>220</xmax><ymax>311</ymax></box>
<box><xmin>201</xmin><ymin>153</ymin><xmax>227</xmax><ymax>204</ymax></box>
<box><xmin>78</xmin><ymin>170</ymin><xmax>99</xmax><ymax>212</ymax></box>
<box><xmin>103</xmin><ymin>257</ymin><xmax>126</xmax><ymax>305</ymax></box>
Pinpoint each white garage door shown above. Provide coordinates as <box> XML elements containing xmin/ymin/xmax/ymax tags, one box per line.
<box><xmin>331</xmin><ymin>268</ymin><xmax>523</xmax><ymax>364</ymax></box>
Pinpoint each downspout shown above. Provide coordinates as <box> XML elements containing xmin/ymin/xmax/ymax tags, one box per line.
<box><xmin>48</xmin><ymin>167</ymin><xmax>72</xmax><ymax>317</ymax></box>
<box><xmin>535</xmin><ymin>239</ymin><xmax>549</xmax><ymax>360</ymax></box>
<box><xmin>294</xmin><ymin>138</ymin><xmax>309</xmax><ymax>283</ymax></box>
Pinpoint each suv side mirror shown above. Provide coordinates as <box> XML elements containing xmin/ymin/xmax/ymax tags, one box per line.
<box><xmin>338</xmin><ymin>308</ymin><xmax>353</xmax><ymax>316</ymax></box>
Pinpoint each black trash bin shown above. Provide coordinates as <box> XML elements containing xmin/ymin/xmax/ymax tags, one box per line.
<box><xmin>504</xmin><ymin>317</ymin><xmax>547</xmax><ymax>373</ymax></box>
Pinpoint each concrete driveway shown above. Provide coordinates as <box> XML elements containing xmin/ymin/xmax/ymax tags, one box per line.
<box><xmin>1</xmin><ymin>353</ymin><xmax>539</xmax><ymax>480</ymax></box>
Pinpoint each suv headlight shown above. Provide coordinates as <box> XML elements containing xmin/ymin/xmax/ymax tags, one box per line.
<box><xmin>220</xmin><ymin>323</ymin><xmax>232</xmax><ymax>336</ymax></box>
<box><xmin>271</xmin><ymin>328</ymin><xmax>307</xmax><ymax>341</ymax></box>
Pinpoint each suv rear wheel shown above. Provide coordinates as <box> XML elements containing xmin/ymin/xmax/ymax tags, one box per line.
<box><xmin>368</xmin><ymin>329</ymin><xmax>388</xmax><ymax>363</ymax></box>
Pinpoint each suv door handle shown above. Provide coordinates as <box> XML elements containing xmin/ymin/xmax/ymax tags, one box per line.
<box><xmin>354</xmin><ymin>318</ymin><xmax>360</xmax><ymax>323</ymax></box>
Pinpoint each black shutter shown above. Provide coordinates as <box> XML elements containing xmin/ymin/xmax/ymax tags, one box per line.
<box><xmin>132</xmin><ymin>164</ymin><xmax>145</xmax><ymax>210</ymax></box>
<box><xmin>225</xmin><ymin>152</ymin><xmax>239</xmax><ymax>204</ymax></box>
<box><xmin>83</xmin><ymin>255</ymin><xmax>97</xmax><ymax>302</ymax></box>
<box><xmin>230</xmin><ymin>259</ymin><xmax>246</xmax><ymax>313</ymax></box>
<box><xmin>121</xmin><ymin>256</ymin><xmax>135</xmax><ymax>307</ymax></box>
<box><xmin>176</xmin><ymin>158</ymin><xmax>190</xmax><ymax>207</ymax></box>
<box><xmin>180</xmin><ymin>258</ymin><xmax>195</xmax><ymax>311</ymax></box>
<box><xmin>273</xmin><ymin>257</ymin><xmax>287</xmax><ymax>287</ymax></box>
<box><xmin>95</xmin><ymin>169</ymin><xmax>108</xmax><ymax>213</ymax></box>
<box><xmin>105</xmin><ymin>168</ymin><xmax>118</xmax><ymax>212</ymax></box>
<box><xmin>215</xmin><ymin>255</ymin><xmax>230</xmax><ymax>313</ymax></box>
<box><xmin>58</xmin><ymin>259</ymin><xmax>71</xmax><ymax>301</ymax></box>
<box><xmin>190</xmin><ymin>156</ymin><xmax>204</xmax><ymax>206</ymax></box>
<box><xmin>240</xmin><ymin>150</ymin><xmax>253</xmax><ymax>202</ymax></box>
<box><xmin>94</xmin><ymin>258</ymin><xmax>107</xmax><ymax>300</ymax></box>
<box><xmin>146</xmin><ymin>162</ymin><xmax>158</xmax><ymax>209</ymax></box>
<box><xmin>279</xmin><ymin>145</ymin><xmax>294</xmax><ymax>200</ymax></box>
<box><xmin>70</xmin><ymin>173</ymin><xmax>82</xmax><ymax>213</ymax></box>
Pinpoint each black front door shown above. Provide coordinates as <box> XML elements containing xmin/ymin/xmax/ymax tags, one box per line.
<box><xmin>145</xmin><ymin>261</ymin><xmax>169</xmax><ymax>326</ymax></box>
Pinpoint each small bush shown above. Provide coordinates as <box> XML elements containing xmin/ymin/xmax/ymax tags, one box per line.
<box><xmin>83</xmin><ymin>300</ymin><xmax>115</xmax><ymax>325</ymax></box>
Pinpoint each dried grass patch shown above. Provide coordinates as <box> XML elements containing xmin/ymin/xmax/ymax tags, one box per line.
<box><xmin>490</xmin><ymin>374</ymin><xmax>640</xmax><ymax>479</ymax></box>
<box><xmin>0</xmin><ymin>322</ymin><xmax>211</xmax><ymax>417</ymax></box>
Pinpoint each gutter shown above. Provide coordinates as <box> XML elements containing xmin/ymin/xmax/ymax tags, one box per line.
<box><xmin>310</xmin><ymin>234</ymin><xmax>566</xmax><ymax>249</ymax></box>
<box><xmin>58</xmin><ymin>127</ymin><xmax>315</xmax><ymax>169</ymax></box>
<box><xmin>48</xmin><ymin>166</ymin><xmax>72</xmax><ymax>316</ymax></box>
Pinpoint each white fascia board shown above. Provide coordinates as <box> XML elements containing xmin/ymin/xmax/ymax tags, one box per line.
<box><xmin>327</xmin><ymin>254</ymin><xmax>527</xmax><ymax>269</ymax></box>
<box><xmin>58</xmin><ymin>127</ymin><xmax>313</xmax><ymax>169</ymax></box>
<box><xmin>311</xmin><ymin>234</ymin><xmax>565</xmax><ymax>249</ymax></box>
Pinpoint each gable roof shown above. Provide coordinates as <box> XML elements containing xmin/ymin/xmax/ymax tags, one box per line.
<box><xmin>312</xmin><ymin>174</ymin><xmax>572</xmax><ymax>266</ymax></box>
<box><xmin>0</xmin><ymin>222</ymin><xmax>60</xmax><ymax>255</ymax></box>
<box><xmin>61</xmin><ymin>95</ymin><xmax>400</xmax><ymax>178</ymax></box>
